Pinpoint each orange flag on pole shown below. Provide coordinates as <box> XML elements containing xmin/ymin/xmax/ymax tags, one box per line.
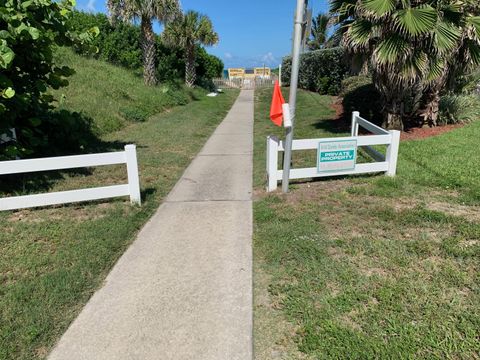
<box><xmin>270</xmin><ymin>80</ymin><xmax>285</xmax><ymax>126</ymax></box>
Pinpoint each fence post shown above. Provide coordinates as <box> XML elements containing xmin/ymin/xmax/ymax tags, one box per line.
<box><xmin>386</xmin><ymin>130</ymin><xmax>401</xmax><ymax>176</ymax></box>
<box><xmin>351</xmin><ymin>111</ymin><xmax>360</xmax><ymax>137</ymax></box>
<box><xmin>266</xmin><ymin>136</ymin><xmax>279</xmax><ymax>192</ymax></box>
<box><xmin>125</xmin><ymin>144</ymin><xmax>141</xmax><ymax>205</ymax></box>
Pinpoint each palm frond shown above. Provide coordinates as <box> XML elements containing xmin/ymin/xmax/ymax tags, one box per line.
<box><xmin>435</xmin><ymin>21</ymin><xmax>461</xmax><ymax>53</ymax></box>
<box><xmin>467</xmin><ymin>16</ymin><xmax>480</xmax><ymax>39</ymax></box>
<box><xmin>375</xmin><ymin>34</ymin><xmax>408</xmax><ymax>65</ymax></box>
<box><xmin>347</xmin><ymin>19</ymin><xmax>374</xmax><ymax>47</ymax></box>
<box><xmin>362</xmin><ymin>0</ymin><xmax>396</xmax><ymax>17</ymax></box>
<box><xmin>395</xmin><ymin>5</ymin><xmax>437</xmax><ymax>36</ymax></box>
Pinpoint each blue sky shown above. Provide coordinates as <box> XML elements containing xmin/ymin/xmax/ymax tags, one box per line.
<box><xmin>76</xmin><ymin>0</ymin><xmax>330</xmax><ymax>68</ymax></box>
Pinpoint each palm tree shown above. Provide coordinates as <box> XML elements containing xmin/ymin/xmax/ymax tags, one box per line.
<box><xmin>163</xmin><ymin>11</ymin><xmax>219</xmax><ymax>87</ymax></box>
<box><xmin>330</xmin><ymin>0</ymin><xmax>480</xmax><ymax>129</ymax></box>
<box><xmin>308</xmin><ymin>13</ymin><xmax>331</xmax><ymax>50</ymax></box>
<box><xmin>107</xmin><ymin>0</ymin><xmax>180</xmax><ymax>86</ymax></box>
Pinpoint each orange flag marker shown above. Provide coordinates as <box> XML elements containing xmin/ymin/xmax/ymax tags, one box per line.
<box><xmin>270</xmin><ymin>80</ymin><xmax>285</xmax><ymax>126</ymax></box>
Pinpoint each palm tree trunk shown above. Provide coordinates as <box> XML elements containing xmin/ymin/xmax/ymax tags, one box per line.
<box><xmin>420</xmin><ymin>90</ymin><xmax>440</xmax><ymax>127</ymax></box>
<box><xmin>141</xmin><ymin>16</ymin><xmax>157</xmax><ymax>86</ymax></box>
<box><xmin>185</xmin><ymin>45</ymin><xmax>196</xmax><ymax>88</ymax></box>
<box><xmin>382</xmin><ymin>100</ymin><xmax>404</xmax><ymax>130</ymax></box>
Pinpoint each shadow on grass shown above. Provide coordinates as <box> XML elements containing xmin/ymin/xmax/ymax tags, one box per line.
<box><xmin>311</xmin><ymin>117</ymin><xmax>349</xmax><ymax>134</ymax></box>
<box><xmin>0</xmin><ymin>110</ymin><xmax>129</xmax><ymax>196</ymax></box>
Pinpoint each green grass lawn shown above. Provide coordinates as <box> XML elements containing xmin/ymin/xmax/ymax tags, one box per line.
<box><xmin>253</xmin><ymin>88</ymin><xmax>480</xmax><ymax>359</ymax></box>
<box><xmin>0</xmin><ymin>51</ymin><xmax>239</xmax><ymax>359</ymax></box>
<box><xmin>52</xmin><ymin>48</ymin><xmax>203</xmax><ymax>136</ymax></box>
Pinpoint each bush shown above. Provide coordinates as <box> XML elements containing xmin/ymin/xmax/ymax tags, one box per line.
<box><xmin>282</xmin><ymin>47</ymin><xmax>349</xmax><ymax>95</ymax></box>
<box><xmin>438</xmin><ymin>94</ymin><xmax>480</xmax><ymax>125</ymax></box>
<box><xmin>68</xmin><ymin>11</ymin><xmax>223</xmax><ymax>86</ymax></box>
<box><xmin>0</xmin><ymin>0</ymin><xmax>97</xmax><ymax>158</ymax></box>
<box><xmin>120</xmin><ymin>107</ymin><xmax>149</xmax><ymax>122</ymax></box>
<box><xmin>68</xmin><ymin>11</ymin><xmax>142</xmax><ymax>69</ymax></box>
<box><xmin>340</xmin><ymin>76</ymin><xmax>383</xmax><ymax>126</ymax></box>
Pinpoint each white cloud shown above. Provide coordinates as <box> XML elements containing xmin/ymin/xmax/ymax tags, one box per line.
<box><xmin>261</xmin><ymin>52</ymin><xmax>277</xmax><ymax>65</ymax></box>
<box><xmin>86</xmin><ymin>0</ymin><xmax>95</xmax><ymax>12</ymax></box>
<box><xmin>224</xmin><ymin>52</ymin><xmax>233</xmax><ymax>59</ymax></box>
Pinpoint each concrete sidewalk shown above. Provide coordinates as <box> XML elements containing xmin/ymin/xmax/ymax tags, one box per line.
<box><xmin>49</xmin><ymin>90</ymin><xmax>254</xmax><ymax>360</ymax></box>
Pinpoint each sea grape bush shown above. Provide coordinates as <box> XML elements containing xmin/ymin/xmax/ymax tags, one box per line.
<box><xmin>0</xmin><ymin>0</ymin><xmax>97</xmax><ymax>158</ymax></box>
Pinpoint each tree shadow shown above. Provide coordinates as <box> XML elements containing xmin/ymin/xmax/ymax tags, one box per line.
<box><xmin>311</xmin><ymin>116</ymin><xmax>350</xmax><ymax>134</ymax></box>
<box><xmin>342</xmin><ymin>84</ymin><xmax>383</xmax><ymax>127</ymax></box>
<box><xmin>0</xmin><ymin>110</ymin><xmax>129</xmax><ymax>196</ymax></box>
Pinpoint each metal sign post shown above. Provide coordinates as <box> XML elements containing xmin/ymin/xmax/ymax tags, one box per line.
<box><xmin>282</xmin><ymin>0</ymin><xmax>307</xmax><ymax>193</ymax></box>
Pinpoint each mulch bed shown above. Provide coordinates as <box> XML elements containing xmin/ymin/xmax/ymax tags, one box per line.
<box><xmin>401</xmin><ymin>124</ymin><xmax>463</xmax><ymax>141</ymax></box>
<box><xmin>330</xmin><ymin>98</ymin><xmax>464</xmax><ymax>142</ymax></box>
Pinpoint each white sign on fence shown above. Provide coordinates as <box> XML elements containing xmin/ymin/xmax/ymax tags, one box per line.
<box><xmin>0</xmin><ymin>144</ymin><xmax>141</xmax><ymax>211</ymax></box>
<box><xmin>266</xmin><ymin>111</ymin><xmax>401</xmax><ymax>192</ymax></box>
<box><xmin>317</xmin><ymin>139</ymin><xmax>357</xmax><ymax>173</ymax></box>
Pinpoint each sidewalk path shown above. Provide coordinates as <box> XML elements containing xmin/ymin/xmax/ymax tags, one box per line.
<box><xmin>49</xmin><ymin>90</ymin><xmax>254</xmax><ymax>360</ymax></box>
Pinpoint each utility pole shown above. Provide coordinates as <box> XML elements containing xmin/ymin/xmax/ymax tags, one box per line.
<box><xmin>282</xmin><ymin>0</ymin><xmax>307</xmax><ymax>193</ymax></box>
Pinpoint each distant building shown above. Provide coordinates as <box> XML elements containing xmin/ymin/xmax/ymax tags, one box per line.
<box><xmin>228</xmin><ymin>67</ymin><xmax>271</xmax><ymax>80</ymax></box>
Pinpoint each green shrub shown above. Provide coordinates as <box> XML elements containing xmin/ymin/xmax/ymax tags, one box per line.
<box><xmin>281</xmin><ymin>47</ymin><xmax>349</xmax><ymax>95</ymax></box>
<box><xmin>121</xmin><ymin>107</ymin><xmax>149</xmax><ymax>122</ymax></box>
<box><xmin>339</xmin><ymin>75</ymin><xmax>372</xmax><ymax>97</ymax></box>
<box><xmin>340</xmin><ymin>76</ymin><xmax>383</xmax><ymax>125</ymax></box>
<box><xmin>0</xmin><ymin>0</ymin><xmax>97</xmax><ymax>158</ymax></box>
<box><xmin>68</xmin><ymin>11</ymin><xmax>223</xmax><ymax>86</ymax></box>
<box><xmin>438</xmin><ymin>94</ymin><xmax>480</xmax><ymax>125</ymax></box>
<box><xmin>68</xmin><ymin>11</ymin><xmax>142</xmax><ymax>69</ymax></box>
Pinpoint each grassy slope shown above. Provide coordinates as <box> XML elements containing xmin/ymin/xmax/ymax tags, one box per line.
<box><xmin>0</xmin><ymin>51</ymin><xmax>239</xmax><ymax>359</ymax></box>
<box><xmin>254</xmin><ymin>88</ymin><xmax>480</xmax><ymax>358</ymax></box>
<box><xmin>52</xmin><ymin>48</ymin><xmax>201</xmax><ymax>135</ymax></box>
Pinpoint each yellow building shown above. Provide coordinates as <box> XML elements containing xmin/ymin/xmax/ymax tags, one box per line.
<box><xmin>228</xmin><ymin>67</ymin><xmax>271</xmax><ymax>79</ymax></box>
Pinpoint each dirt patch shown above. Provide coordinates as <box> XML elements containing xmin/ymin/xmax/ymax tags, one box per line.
<box><xmin>254</xmin><ymin>263</ymin><xmax>313</xmax><ymax>360</ymax></box>
<box><xmin>427</xmin><ymin>201</ymin><xmax>480</xmax><ymax>222</ymax></box>
<box><xmin>7</xmin><ymin>202</ymin><xmax>114</xmax><ymax>223</ymax></box>
<box><xmin>327</xmin><ymin>246</ymin><xmax>347</xmax><ymax>260</ymax></box>
<box><xmin>338</xmin><ymin>309</ymin><xmax>363</xmax><ymax>332</ymax></box>
<box><xmin>330</xmin><ymin>97</ymin><xmax>344</xmax><ymax>120</ymax></box>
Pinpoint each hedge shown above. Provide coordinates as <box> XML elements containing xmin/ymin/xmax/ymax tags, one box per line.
<box><xmin>67</xmin><ymin>11</ymin><xmax>223</xmax><ymax>85</ymax></box>
<box><xmin>281</xmin><ymin>47</ymin><xmax>349</xmax><ymax>95</ymax></box>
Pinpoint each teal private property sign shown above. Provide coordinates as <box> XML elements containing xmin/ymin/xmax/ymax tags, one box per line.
<box><xmin>317</xmin><ymin>139</ymin><xmax>357</xmax><ymax>173</ymax></box>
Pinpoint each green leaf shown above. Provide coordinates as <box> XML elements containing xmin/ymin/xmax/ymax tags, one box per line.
<box><xmin>375</xmin><ymin>35</ymin><xmax>408</xmax><ymax>65</ymax></box>
<box><xmin>348</xmin><ymin>20</ymin><xmax>374</xmax><ymax>47</ymax></box>
<box><xmin>0</xmin><ymin>30</ymin><xmax>11</xmax><ymax>39</ymax></box>
<box><xmin>27</xmin><ymin>26</ymin><xmax>39</xmax><ymax>40</ymax></box>
<box><xmin>467</xmin><ymin>16</ymin><xmax>480</xmax><ymax>39</ymax></box>
<box><xmin>89</xmin><ymin>26</ymin><xmax>100</xmax><ymax>37</ymax></box>
<box><xmin>435</xmin><ymin>21</ymin><xmax>460</xmax><ymax>52</ymax></box>
<box><xmin>426</xmin><ymin>58</ymin><xmax>445</xmax><ymax>81</ymax></box>
<box><xmin>401</xmin><ymin>51</ymin><xmax>428</xmax><ymax>79</ymax></box>
<box><xmin>362</xmin><ymin>0</ymin><xmax>396</xmax><ymax>16</ymax></box>
<box><xmin>2</xmin><ymin>87</ymin><xmax>15</xmax><ymax>98</ymax></box>
<box><xmin>465</xmin><ymin>39</ymin><xmax>480</xmax><ymax>66</ymax></box>
<box><xmin>0</xmin><ymin>42</ymin><xmax>15</xmax><ymax>69</ymax></box>
<box><xmin>395</xmin><ymin>5</ymin><xmax>438</xmax><ymax>36</ymax></box>
<box><xmin>29</xmin><ymin>117</ymin><xmax>41</xmax><ymax>127</ymax></box>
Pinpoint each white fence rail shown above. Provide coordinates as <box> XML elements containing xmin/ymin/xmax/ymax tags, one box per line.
<box><xmin>0</xmin><ymin>144</ymin><xmax>141</xmax><ymax>211</ymax></box>
<box><xmin>266</xmin><ymin>111</ymin><xmax>400</xmax><ymax>192</ymax></box>
<box><xmin>213</xmin><ymin>76</ymin><xmax>278</xmax><ymax>90</ymax></box>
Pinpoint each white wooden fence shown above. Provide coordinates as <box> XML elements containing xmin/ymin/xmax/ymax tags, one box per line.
<box><xmin>266</xmin><ymin>111</ymin><xmax>401</xmax><ymax>191</ymax></box>
<box><xmin>0</xmin><ymin>144</ymin><xmax>141</xmax><ymax>211</ymax></box>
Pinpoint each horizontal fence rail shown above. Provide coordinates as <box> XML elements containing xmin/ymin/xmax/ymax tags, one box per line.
<box><xmin>0</xmin><ymin>144</ymin><xmax>141</xmax><ymax>211</ymax></box>
<box><xmin>266</xmin><ymin>112</ymin><xmax>400</xmax><ymax>192</ymax></box>
<box><xmin>213</xmin><ymin>76</ymin><xmax>277</xmax><ymax>90</ymax></box>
